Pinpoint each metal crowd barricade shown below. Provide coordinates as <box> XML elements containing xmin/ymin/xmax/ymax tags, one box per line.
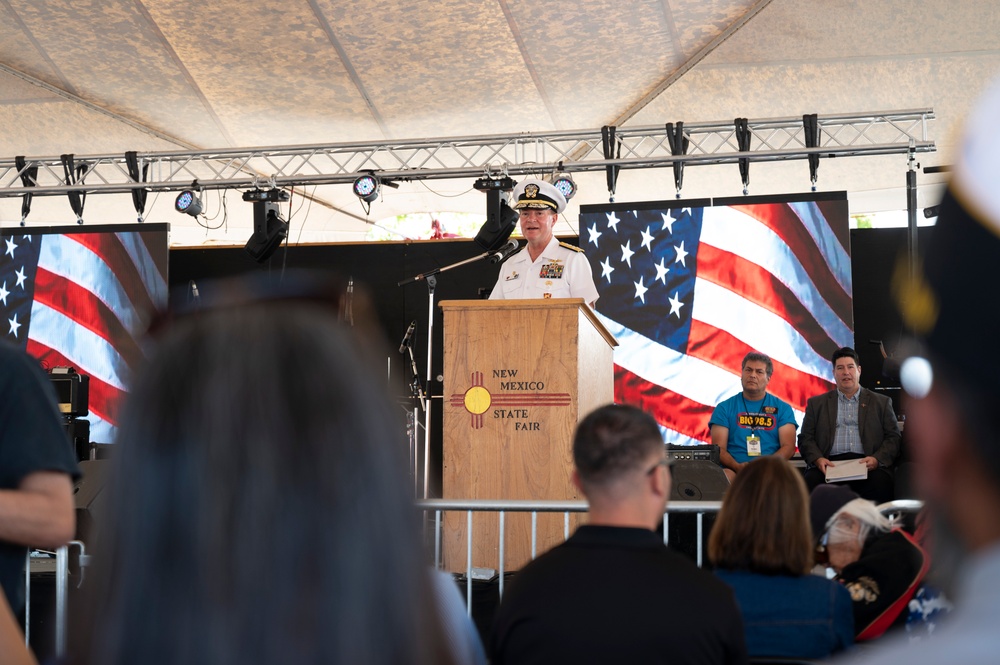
<box><xmin>24</xmin><ymin>540</ymin><xmax>88</xmax><ymax>658</ymax></box>
<box><xmin>417</xmin><ymin>499</ymin><xmax>723</xmax><ymax>611</ymax></box>
<box><xmin>19</xmin><ymin>500</ymin><xmax>926</xmax><ymax>653</ymax></box>
<box><xmin>418</xmin><ymin>497</ymin><xmax>927</xmax><ymax>614</ymax></box>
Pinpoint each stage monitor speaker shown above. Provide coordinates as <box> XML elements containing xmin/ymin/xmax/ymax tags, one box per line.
<box><xmin>74</xmin><ymin>459</ymin><xmax>110</xmax><ymax>545</ymax></box>
<box><xmin>670</xmin><ymin>460</ymin><xmax>729</xmax><ymax>501</ymax></box>
<box><xmin>64</xmin><ymin>418</ymin><xmax>90</xmax><ymax>462</ymax></box>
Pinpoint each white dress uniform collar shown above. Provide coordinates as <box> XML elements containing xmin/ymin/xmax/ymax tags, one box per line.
<box><xmin>520</xmin><ymin>236</ymin><xmax>561</xmax><ymax>264</ymax></box>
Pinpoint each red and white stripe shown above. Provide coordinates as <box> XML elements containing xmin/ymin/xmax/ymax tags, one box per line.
<box><xmin>608</xmin><ymin>201</ymin><xmax>852</xmax><ymax>445</ymax></box>
<box><xmin>26</xmin><ymin>231</ymin><xmax>167</xmax><ymax>444</ymax></box>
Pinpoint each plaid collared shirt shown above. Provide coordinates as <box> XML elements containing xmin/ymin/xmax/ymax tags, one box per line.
<box><xmin>830</xmin><ymin>389</ymin><xmax>863</xmax><ymax>456</ymax></box>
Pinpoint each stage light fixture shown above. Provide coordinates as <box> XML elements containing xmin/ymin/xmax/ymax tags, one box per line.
<box><xmin>242</xmin><ymin>188</ymin><xmax>290</xmax><ymax>263</ymax></box>
<box><xmin>473</xmin><ymin>176</ymin><xmax>519</xmax><ymax>251</ymax></box>
<box><xmin>353</xmin><ymin>174</ymin><xmax>380</xmax><ymax>203</ymax></box>
<box><xmin>242</xmin><ymin>188</ymin><xmax>288</xmax><ymax>203</ymax></box>
<box><xmin>244</xmin><ymin>201</ymin><xmax>289</xmax><ymax>263</ymax></box>
<box><xmin>473</xmin><ymin>176</ymin><xmax>516</xmax><ymax>192</ymax></box>
<box><xmin>175</xmin><ymin>190</ymin><xmax>203</xmax><ymax>216</ymax></box>
<box><xmin>551</xmin><ymin>174</ymin><xmax>577</xmax><ymax>201</ymax></box>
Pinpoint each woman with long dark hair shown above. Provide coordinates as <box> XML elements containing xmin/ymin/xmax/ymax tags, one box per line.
<box><xmin>71</xmin><ymin>275</ymin><xmax>460</xmax><ymax>665</ymax></box>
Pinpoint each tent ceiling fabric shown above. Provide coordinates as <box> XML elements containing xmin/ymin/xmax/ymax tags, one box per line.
<box><xmin>0</xmin><ymin>0</ymin><xmax>996</xmax><ymax>246</ymax></box>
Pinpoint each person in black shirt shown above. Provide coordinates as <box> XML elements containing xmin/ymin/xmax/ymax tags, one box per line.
<box><xmin>490</xmin><ymin>404</ymin><xmax>747</xmax><ymax>665</ymax></box>
<box><xmin>0</xmin><ymin>343</ymin><xmax>78</xmax><ymax>615</ymax></box>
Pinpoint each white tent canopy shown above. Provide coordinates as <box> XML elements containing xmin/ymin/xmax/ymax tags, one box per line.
<box><xmin>0</xmin><ymin>0</ymin><xmax>995</xmax><ymax>247</ymax></box>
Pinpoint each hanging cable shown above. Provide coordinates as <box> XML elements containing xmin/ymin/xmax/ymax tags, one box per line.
<box><xmin>665</xmin><ymin>122</ymin><xmax>689</xmax><ymax>198</ymax></box>
<box><xmin>601</xmin><ymin>125</ymin><xmax>621</xmax><ymax>202</ymax></box>
<box><xmin>60</xmin><ymin>154</ymin><xmax>88</xmax><ymax>224</ymax></box>
<box><xmin>803</xmin><ymin>113</ymin><xmax>820</xmax><ymax>191</ymax></box>
<box><xmin>124</xmin><ymin>151</ymin><xmax>149</xmax><ymax>222</ymax></box>
<box><xmin>14</xmin><ymin>156</ymin><xmax>37</xmax><ymax>226</ymax></box>
<box><xmin>734</xmin><ymin>118</ymin><xmax>751</xmax><ymax>195</ymax></box>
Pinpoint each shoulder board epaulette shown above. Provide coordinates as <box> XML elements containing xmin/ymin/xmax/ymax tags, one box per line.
<box><xmin>559</xmin><ymin>242</ymin><xmax>586</xmax><ymax>253</ymax></box>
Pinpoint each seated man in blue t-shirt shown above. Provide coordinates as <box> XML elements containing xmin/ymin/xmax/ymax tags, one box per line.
<box><xmin>709</xmin><ymin>351</ymin><xmax>797</xmax><ymax>481</ymax></box>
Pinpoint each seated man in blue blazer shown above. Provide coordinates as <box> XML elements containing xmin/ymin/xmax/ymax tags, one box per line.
<box><xmin>798</xmin><ymin>347</ymin><xmax>900</xmax><ymax>504</ymax></box>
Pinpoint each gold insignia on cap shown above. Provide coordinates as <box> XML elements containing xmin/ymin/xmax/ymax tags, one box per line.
<box><xmin>892</xmin><ymin>254</ymin><xmax>939</xmax><ymax>334</ymax></box>
<box><xmin>525</xmin><ymin>183</ymin><xmax>539</xmax><ymax>199</ymax></box>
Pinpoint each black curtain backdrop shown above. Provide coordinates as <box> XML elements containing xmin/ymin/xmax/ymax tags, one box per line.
<box><xmin>169</xmin><ymin>238</ymin><xmax>558</xmax><ymax>495</ymax></box>
<box><xmin>168</xmin><ymin>228</ymin><xmax>928</xmax><ymax>494</ymax></box>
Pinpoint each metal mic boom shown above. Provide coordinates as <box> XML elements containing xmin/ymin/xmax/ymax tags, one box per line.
<box><xmin>489</xmin><ymin>239</ymin><xmax>520</xmax><ymax>264</ymax></box>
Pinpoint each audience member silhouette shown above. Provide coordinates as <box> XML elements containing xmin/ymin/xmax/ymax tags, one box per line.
<box><xmin>69</xmin><ymin>274</ymin><xmax>465</xmax><ymax>665</ymax></box>
<box><xmin>710</xmin><ymin>456</ymin><xmax>853</xmax><ymax>659</ymax></box>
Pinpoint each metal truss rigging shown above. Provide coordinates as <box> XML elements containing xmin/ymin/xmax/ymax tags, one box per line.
<box><xmin>0</xmin><ymin>109</ymin><xmax>934</xmax><ymax>198</ymax></box>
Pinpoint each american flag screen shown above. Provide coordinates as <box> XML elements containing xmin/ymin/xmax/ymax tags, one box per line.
<box><xmin>0</xmin><ymin>223</ymin><xmax>169</xmax><ymax>444</ymax></box>
<box><xmin>579</xmin><ymin>193</ymin><xmax>852</xmax><ymax>446</ymax></box>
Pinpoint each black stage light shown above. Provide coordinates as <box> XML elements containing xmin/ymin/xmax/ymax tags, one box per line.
<box><xmin>473</xmin><ymin>199</ymin><xmax>519</xmax><ymax>251</ymax></box>
<box><xmin>242</xmin><ymin>188</ymin><xmax>288</xmax><ymax>203</ymax></box>
<box><xmin>175</xmin><ymin>190</ymin><xmax>203</xmax><ymax>216</ymax></box>
<box><xmin>244</xmin><ymin>201</ymin><xmax>288</xmax><ymax>263</ymax></box>
<box><xmin>242</xmin><ymin>189</ymin><xmax>291</xmax><ymax>263</ymax></box>
<box><xmin>473</xmin><ymin>176</ymin><xmax>519</xmax><ymax>251</ymax></box>
<box><xmin>473</xmin><ymin>175</ymin><xmax>516</xmax><ymax>192</ymax></box>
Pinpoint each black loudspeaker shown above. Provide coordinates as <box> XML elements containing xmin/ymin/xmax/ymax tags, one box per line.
<box><xmin>450</xmin><ymin>571</ymin><xmax>514</xmax><ymax>649</ymax></box>
<box><xmin>665</xmin><ymin>461</ymin><xmax>728</xmax><ymax>562</ymax></box>
<box><xmin>670</xmin><ymin>460</ymin><xmax>729</xmax><ymax>501</ymax></box>
<box><xmin>64</xmin><ymin>418</ymin><xmax>90</xmax><ymax>462</ymax></box>
<box><xmin>74</xmin><ymin>459</ymin><xmax>110</xmax><ymax>545</ymax></box>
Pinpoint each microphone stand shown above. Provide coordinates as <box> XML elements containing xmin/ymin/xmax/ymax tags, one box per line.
<box><xmin>397</xmin><ymin>247</ymin><xmax>502</xmax><ymax>499</ymax></box>
<box><xmin>402</xmin><ymin>339</ymin><xmax>426</xmax><ymax>497</ymax></box>
<box><xmin>397</xmin><ymin>250</ymin><xmax>492</xmax><ymax>287</ymax></box>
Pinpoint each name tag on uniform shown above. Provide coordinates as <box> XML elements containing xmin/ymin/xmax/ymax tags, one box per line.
<box><xmin>746</xmin><ymin>435</ymin><xmax>761</xmax><ymax>456</ymax></box>
<box><xmin>539</xmin><ymin>262</ymin><xmax>564</xmax><ymax>279</ymax></box>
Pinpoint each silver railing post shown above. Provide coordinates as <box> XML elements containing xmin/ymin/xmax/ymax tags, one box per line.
<box><xmin>531</xmin><ymin>512</ymin><xmax>537</xmax><ymax>560</ymax></box>
<box><xmin>498</xmin><ymin>511</ymin><xmax>505</xmax><ymax>599</ymax></box>
<box><xmin>55</xmin><ymin>545</ymin><xmax>69</xmax><ymax>656</ymax></box>
<box><xmin>23</xmin><ymin>552</ymin><xmax>30</xmax><ymax>646</ymax></box>
<box><xmin>465</xmin><ymin>511</ymin><xmax>472</xmax><ymax>611</ymax></box>
<box><xmin>434</xmin><ymin>510</ymin><xmax>442</xmax><ymax>569</ymax></box>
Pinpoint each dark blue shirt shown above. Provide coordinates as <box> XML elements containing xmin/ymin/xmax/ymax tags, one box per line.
<box><xmin>715</xmin><ymin>568</ymin><xmax>854</xmax><ymax>659</ymax></box>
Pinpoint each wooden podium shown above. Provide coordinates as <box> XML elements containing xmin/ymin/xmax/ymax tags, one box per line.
<box><xmin>440</xmin><ymin>299</ymin><xmax>617</xmax><ymax>572</ymax></box>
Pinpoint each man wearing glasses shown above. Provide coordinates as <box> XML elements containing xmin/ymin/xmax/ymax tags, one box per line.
<box><xmin>490</xmin><ymin>404</ymin><xmax>746</xmax><ymax>665</ymax></box>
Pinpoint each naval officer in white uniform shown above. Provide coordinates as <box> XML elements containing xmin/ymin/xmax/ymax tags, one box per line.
<box><xmin>488</xmin><ymin>178</ymin><xmax>599</xmax><ymax>306</ymax></box>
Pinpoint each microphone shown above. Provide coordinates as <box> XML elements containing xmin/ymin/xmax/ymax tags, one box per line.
<box><xmin>489</xmin><ymin>239</ymin><xmax>520</xmax><ymax>264</ymax></box>
<box><xmin>343</xmin><ymin>276</ymin><xmax>354</xmax><ymax>325</ymax></box>
<box><xmin>398</xmin><ymin>320</ymin><xmax>417</xmax><ymax>353</ymax></box>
